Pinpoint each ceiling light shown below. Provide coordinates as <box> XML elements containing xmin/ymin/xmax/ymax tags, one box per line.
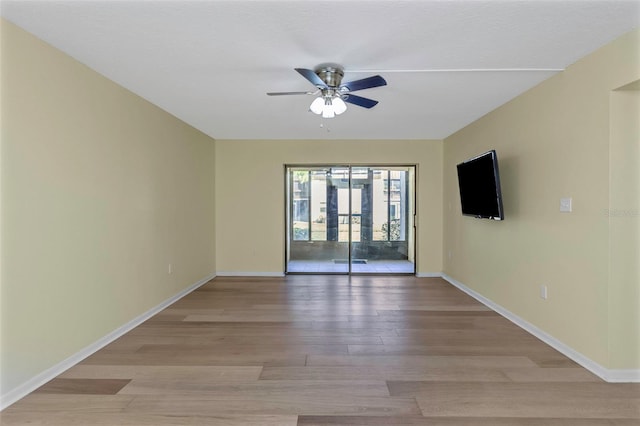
<box><xmin>309</xmin><ymin>97</ymin><xmax>324</xmax><ymax>114</ymax></box>
<box><xmin>332</xmin><ymin>96</ymin><xmax>347</xmax><ymax>115</ymax></box>
<box><xmin>322</xmin><ymin>97</ymin><xmax>335</xmax><ymax>119</ymax></box>
<box><xmin>309</xmin><ymin>95</ymin><xmax>347</xmax><ymax>119</ymax></box>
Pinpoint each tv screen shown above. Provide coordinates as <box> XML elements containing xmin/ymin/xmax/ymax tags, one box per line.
<box><xmin>456</xmin><ymin>150</ymin><xmax>504</xmax><ymax>220</ymax></box>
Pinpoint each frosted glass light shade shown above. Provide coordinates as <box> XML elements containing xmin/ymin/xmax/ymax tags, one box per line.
<box><xmin>322</xmin><ymin>107</ymin><xmax>336</xmax><ymax>118</ymax></box>
<box><xmin>309</xmin><ymin>97</ymin><xmax>324</xmax><ymax>114</ymax></box>
<box><xmin>333</xmin><ymin>97</ymin><xmax>347</xmax><ymax>115</ymax></box>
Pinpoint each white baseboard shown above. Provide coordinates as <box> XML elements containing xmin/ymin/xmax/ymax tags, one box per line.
<box><xmin>415</xmin><ymin>272</ymin><xmax>442</xmax><ymax>278</ymax></box>
<box><xmin>216</xmin><ymin>271</ymin><xmax>285</xmax><ymax>277</ymax></box>
<box><xmin>605</xmin><ymin>369</ymin><xmax>640</xmax><ymax>382</ymax></box>
<box><xmin>0</xmin><ymin>272</ymin><xmax>216</xmax><ymax>411</ymax></box>
<box><xmin>440</xmin><ymin>273</ymin><xmax>640</xmax><ymax>383</ymax></box>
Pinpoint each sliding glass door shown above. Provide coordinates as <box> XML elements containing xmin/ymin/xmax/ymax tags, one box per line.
<box><xmin>286</xmin><ymin>165</ymin><xmax>415</xmax><ymax>274</ymax></box>
<box><xmin>288</xmin><ymin>167</ymin><xmax>350</xmax><ymax>273</ymax></box>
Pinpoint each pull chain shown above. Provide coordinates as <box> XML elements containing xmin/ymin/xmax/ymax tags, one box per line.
<box><xmin>320</xmin><ymin>118</ymin><xmax>331</xmax><ymax>132</ymax></box>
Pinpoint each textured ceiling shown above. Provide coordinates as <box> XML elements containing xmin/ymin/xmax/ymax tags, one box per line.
<box><xmin>2</xmin><ymin>1</ymin><xmax>639</xmax><ymax>140</ymax></box>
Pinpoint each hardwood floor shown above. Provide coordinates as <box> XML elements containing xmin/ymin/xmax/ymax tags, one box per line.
<box><xmin>2</xmin><ymin>276</ymin><xmax>639</xmax><ymax>425</ymax></box>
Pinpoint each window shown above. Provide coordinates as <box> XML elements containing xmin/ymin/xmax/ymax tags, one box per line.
<box><xmin>292</xmin><ymin>171</ymin><xmax>310</xmax><ymax>240</ymax></box>
<box><xmin>310</xmin><ymin>171</ymin><xmax>327</xmax><ymax>241</ymax></box>
<box><xmin>373</xmin><ymin>169</ymin><xmax>406</xmax><ymax>241</ymax></box>
<box><xmin>291</xmin><ymin>167</ymin><xmax>408</xmax><ymax>243</ymax></box>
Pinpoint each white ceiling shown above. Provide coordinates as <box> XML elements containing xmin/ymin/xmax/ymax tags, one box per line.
<box><xmin>2</xmin><ymin>0</ymin><xmax>638</xmax><ymax>140</ymax></box>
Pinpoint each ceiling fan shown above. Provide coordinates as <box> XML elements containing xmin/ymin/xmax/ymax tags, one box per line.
<box><xmin>267</xmin><ymin>63</ymin><xmax>387</xmax><ymax>118</ymax></box>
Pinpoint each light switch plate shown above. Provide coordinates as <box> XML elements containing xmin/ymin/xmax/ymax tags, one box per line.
<box><xmin>560</xmin><ymin>197</ymin><xmax>572</xmax><ymax>212</ymax></box>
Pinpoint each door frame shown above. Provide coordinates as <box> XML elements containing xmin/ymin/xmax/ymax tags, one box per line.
<box><xmin>284</xmin><ymin>164</ymin><xmax>418</xmax><ymax>275</ymax></box>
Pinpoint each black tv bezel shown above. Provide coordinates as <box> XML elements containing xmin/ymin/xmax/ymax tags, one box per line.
<box><xmin>456</xmin><ymin>150</ymin><xmax>504</xmax><ymax>221</ymax></box>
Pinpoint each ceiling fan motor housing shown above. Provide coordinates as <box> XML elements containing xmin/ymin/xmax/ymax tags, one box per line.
<box><xmin>315</xmin><ymin>63</ymin><xmax>344</xmax><ymax>88</ymax></box>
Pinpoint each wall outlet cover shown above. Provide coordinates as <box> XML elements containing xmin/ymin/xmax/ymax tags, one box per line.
<box><xmin>560</xmin><ymin>197</ymin><xmax>572</xmax><ymax>212</ymax></box>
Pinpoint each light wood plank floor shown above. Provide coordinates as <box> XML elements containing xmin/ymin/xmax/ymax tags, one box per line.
<box><xmin>3</xmin><ymin>276</ymin><xmax>639</xmax><ymax>425</ymax></box>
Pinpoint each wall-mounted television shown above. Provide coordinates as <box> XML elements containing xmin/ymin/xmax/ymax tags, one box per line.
<box><xmin>456</xmin><ymin>150</ymin><xmax>504</xmax><ymax>220</ymax></box>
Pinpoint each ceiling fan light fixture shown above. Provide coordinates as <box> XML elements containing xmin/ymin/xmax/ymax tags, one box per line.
<box><xmin>310</xmin><ymin>95</ymin><xmax>341</xmax><ymax>118</ymax></box>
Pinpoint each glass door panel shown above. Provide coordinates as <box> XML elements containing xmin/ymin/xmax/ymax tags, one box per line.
<box><xmin>287</xmin><ymin>167</ymin><xmax>349</xmax><ymax>273</ymax></box>
<box><xmin>350</xmin><ymin>166</ymin><xmax>415</xmax><ymax>274</ymax></box>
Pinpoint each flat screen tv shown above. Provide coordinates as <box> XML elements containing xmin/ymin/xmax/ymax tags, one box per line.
<box><xmin>456</xmin><ymin>150</ymin><xmax>504</xmax><ymax>220</ymax></box>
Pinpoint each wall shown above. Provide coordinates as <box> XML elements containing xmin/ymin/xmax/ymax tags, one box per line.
<box><xmin>443</xmin><ymin>29</ymin><xmax>639</xmax><ymax>370</ymax></box>
<box><xmin>609</xmin><ymin>85</ymin><xmax>639</xmax><ymax>369</ymax></box>
<box><xmin>0</xmin><ymin>19</ymin><xmax>216</xmax><ymax>400</ymax></box>
<box><xmin>215</xmin><ymin>139</ymin><xmax>442</xmax><ymax>275</ymax></box>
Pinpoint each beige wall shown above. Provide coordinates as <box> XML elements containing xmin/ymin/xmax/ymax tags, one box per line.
<box><xmin>609</xmin><ymin>87</ymin><xmax>639</xmax><ymax>369</ymax></box>
<box><xmin>215</xmin><ymin>139</ymin><xmax>443</xmax><ymax>275</ymax></box>
<box><xmin>0</xmin><ymin>19</ymin><xmax>216</xmax><ymax>396</ymax></box>
<box><xmin>443</xmin><ymin>29</ymin><xmax>639</xmax><ymax>369</ymax></box>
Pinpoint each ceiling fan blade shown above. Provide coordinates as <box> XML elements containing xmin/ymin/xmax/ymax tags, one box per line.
<box><xmin>267</xmin><ymin>91</ymin><xmax>316</xmax><ymax>96</ymax></box>
<box><xmin>340</xmin><ymin>75</ymin><xmax>387</xmax><ymax>92</ymax></box>
<box><xmin>343</xmin><ymin>94</ymin><xmax>379</xmax><ymax>109</ymax></box>
<box><xmin>295</xmin><ymin>68</ymin><xmax>328</xmax><ymax>89</ymax></box>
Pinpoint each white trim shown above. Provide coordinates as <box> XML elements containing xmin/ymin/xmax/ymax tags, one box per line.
<box><xmin>346</xmin><ymin>68</ymin><xmax>565</xmax><ymax>73</ymax></box>
<box><xmin>440</xmin><ymin>273</ymin><xmax>640</xmax><ymax>383</ymax></box>
<box><xmin>605</xmin><ymin>370</ymin><xmax>640</xmax><ymax>383</ymax></box>
<box><xmin>0</xmin><ymin>272</ymin><xmax>216</xmax><ymax>411</ymax></box>
<box><xmin>415</xmin><ymin>272</ymin><xmax>442</xmax><ymax>278</ymax></box>
<box><xmin>216</xmin><ymin>271</ymin><xmax>285</xmax><ymax>277</ymax></box>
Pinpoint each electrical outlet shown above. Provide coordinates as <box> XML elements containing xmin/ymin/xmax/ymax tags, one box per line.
<box><xmin>540</xmin><ymin>285</ymin><xmax>548</xmax><ymax>300</ymax></box>
<box><xmin>560</xmin><ymin>197</ymin><xmax>572</xmax><ymax>212</ymax></box>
